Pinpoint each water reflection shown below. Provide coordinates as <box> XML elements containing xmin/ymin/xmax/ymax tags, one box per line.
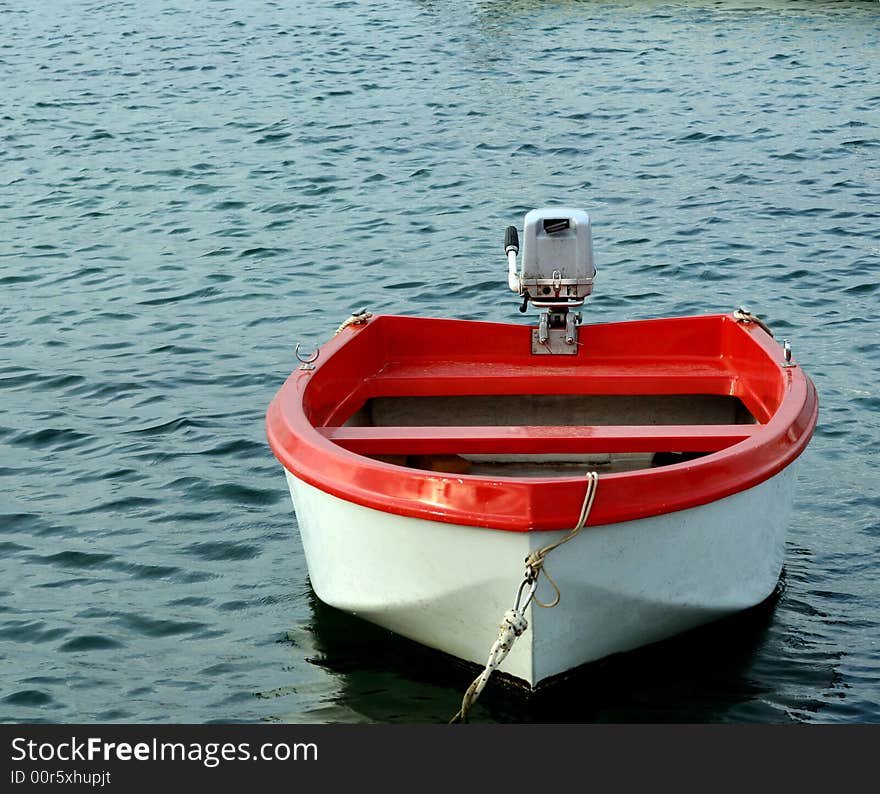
<box><xmin>294</xmin><ymin>577</ymin><xmax>797</xmax><ymax>724</ymax></box>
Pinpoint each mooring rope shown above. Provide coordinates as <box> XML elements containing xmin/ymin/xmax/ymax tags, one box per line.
<box><xmin>733</xmin><ymin>307</ymin><xmax>773</xmax><ymax>337</ymax></box>
<box><xmin>449</xmin><ymin>471</ymin><xmax>599</xmax><ymax>724</ymax></box>
<box><xmin>525</xmin><ymin>470</ymin><xmax>599</xmax><ymax>609</ymax></box>
<box><xmin>334</xmin><ymin>308</ymin><xmax>373</xmax><ymax>336</ymax></box>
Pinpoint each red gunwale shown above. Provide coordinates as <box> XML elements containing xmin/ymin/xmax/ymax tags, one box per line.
<box><xmin>266</xmin><ymin>313</ymin><xmax>818</xmax><ymax>531</ymax></box>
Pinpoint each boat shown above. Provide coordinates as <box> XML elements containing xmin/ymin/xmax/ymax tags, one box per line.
<box><xmin>265</xmin><ymin>207</ymin><xmax>818</xmax><ymax>692</ymax></box>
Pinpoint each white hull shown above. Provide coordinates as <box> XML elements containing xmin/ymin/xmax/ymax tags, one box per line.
<box><xmin>284</xmin><ymin>465</ymin><xmax>795</xmax><ymax>688</ymax></box>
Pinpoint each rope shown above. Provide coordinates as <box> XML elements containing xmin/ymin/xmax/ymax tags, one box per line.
<box><xmin>334</xmin><ymin>308</ymin><xmax>372</xmax><ymax>336</ymax></box>
<box><xmin>526</xmin><ymin>471</ymin><xmax>598</xmax><ymax>608</ymax></box>
<box><xmin>733</xmin><ymin>307</ymin><xmax>773</xmax><ymax>337</ymax></box>
<box><xmin>449</xmin><ymin>472</ymin><xmax>599</xmax><ymax>724</ymax></box>
<box><xmin>448</xmin><ymin>609</ymin><xmax>528</xmax><ymax>725</ymax></box>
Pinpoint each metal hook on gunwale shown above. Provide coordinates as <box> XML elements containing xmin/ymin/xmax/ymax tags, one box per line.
<box><xmin>295</xmin><ymin>343</ymin><xmax>320</xmax><ymax>370</ymax></box>
<box><xmin>733</xmin><ymin>306</ymin><xmax>774</xmax><ymax>338</ymax></box>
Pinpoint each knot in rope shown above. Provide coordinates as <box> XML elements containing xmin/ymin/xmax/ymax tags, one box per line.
<box><xmin>525</xmin><ymin>470</ymin><xmax>598</xmax><ymax>608</ymax></box>
<box><xmin>501</xmin><ymin>608</ymin><xmax>528</xmax><ymax>637</ymax></box>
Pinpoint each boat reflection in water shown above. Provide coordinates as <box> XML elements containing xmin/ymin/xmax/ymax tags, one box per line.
<box><xmin>295</xmin><ymin>581</ymin><xmax>786</xmax><ymax>724</ymax></box>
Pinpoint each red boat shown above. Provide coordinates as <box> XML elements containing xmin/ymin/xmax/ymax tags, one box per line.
<box><xmin>266</xmin><ymin>208</ymin><xmax>818</xmax><ymax>688</ymax></box>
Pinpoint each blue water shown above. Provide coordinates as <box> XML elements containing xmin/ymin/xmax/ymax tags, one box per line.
<box><xmin>1</xmin><ymin>0</ymin><xmax>878</xmax><ymax>724</ymax></box>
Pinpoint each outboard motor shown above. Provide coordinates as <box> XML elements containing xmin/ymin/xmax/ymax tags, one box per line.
<box><xmin>505</xmin><ymin>208</ymin><xmax>596</xmax><ymax>353</ymax></box>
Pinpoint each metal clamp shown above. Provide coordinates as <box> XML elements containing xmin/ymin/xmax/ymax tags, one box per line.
<box><xmin>513</xmin><ymin>570</ymin><xmax>538</xmax><ymax>613</ymax></box>
<box><xmin>781</xmin><ymin>339</ymin><xmax>795</xmax><ymax>368</ymax></box>
<box><xmin>733</xmin><ymin>306</ymin><xmax>774</xmax><ymax>338</ymax></box>
<box><xmin>295</xmin><ymin>343</ymin><xmax>319</xmax><ymax>370</ymax></box>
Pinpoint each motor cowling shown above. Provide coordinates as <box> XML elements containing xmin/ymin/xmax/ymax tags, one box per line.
<box><xmin>512</xmin><ymin>207</ymin><xmax>596</xmax><ymax>309</ymax></box>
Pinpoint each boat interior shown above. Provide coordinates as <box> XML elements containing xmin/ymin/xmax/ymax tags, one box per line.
<box><xmin>323</xmin><ymin>393</ymin><xmax>758</xmax><ymax>476</ymax></box>
<box><xmin>301</xmin><ymin>313</ymin><xmax>785</xmax><ymax>478</ymax></box>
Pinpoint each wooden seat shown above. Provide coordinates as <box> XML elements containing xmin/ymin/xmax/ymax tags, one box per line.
<box><xmin>318</xmin><ymin>424</ymin><xmax>758</xmax><ymax>456</ymax></box>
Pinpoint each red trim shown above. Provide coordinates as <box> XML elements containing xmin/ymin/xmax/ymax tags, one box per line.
<box><xmin>266</xmin><ymin>313</ymin><xmax>818</xmax><ymax>531</ymax></box>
